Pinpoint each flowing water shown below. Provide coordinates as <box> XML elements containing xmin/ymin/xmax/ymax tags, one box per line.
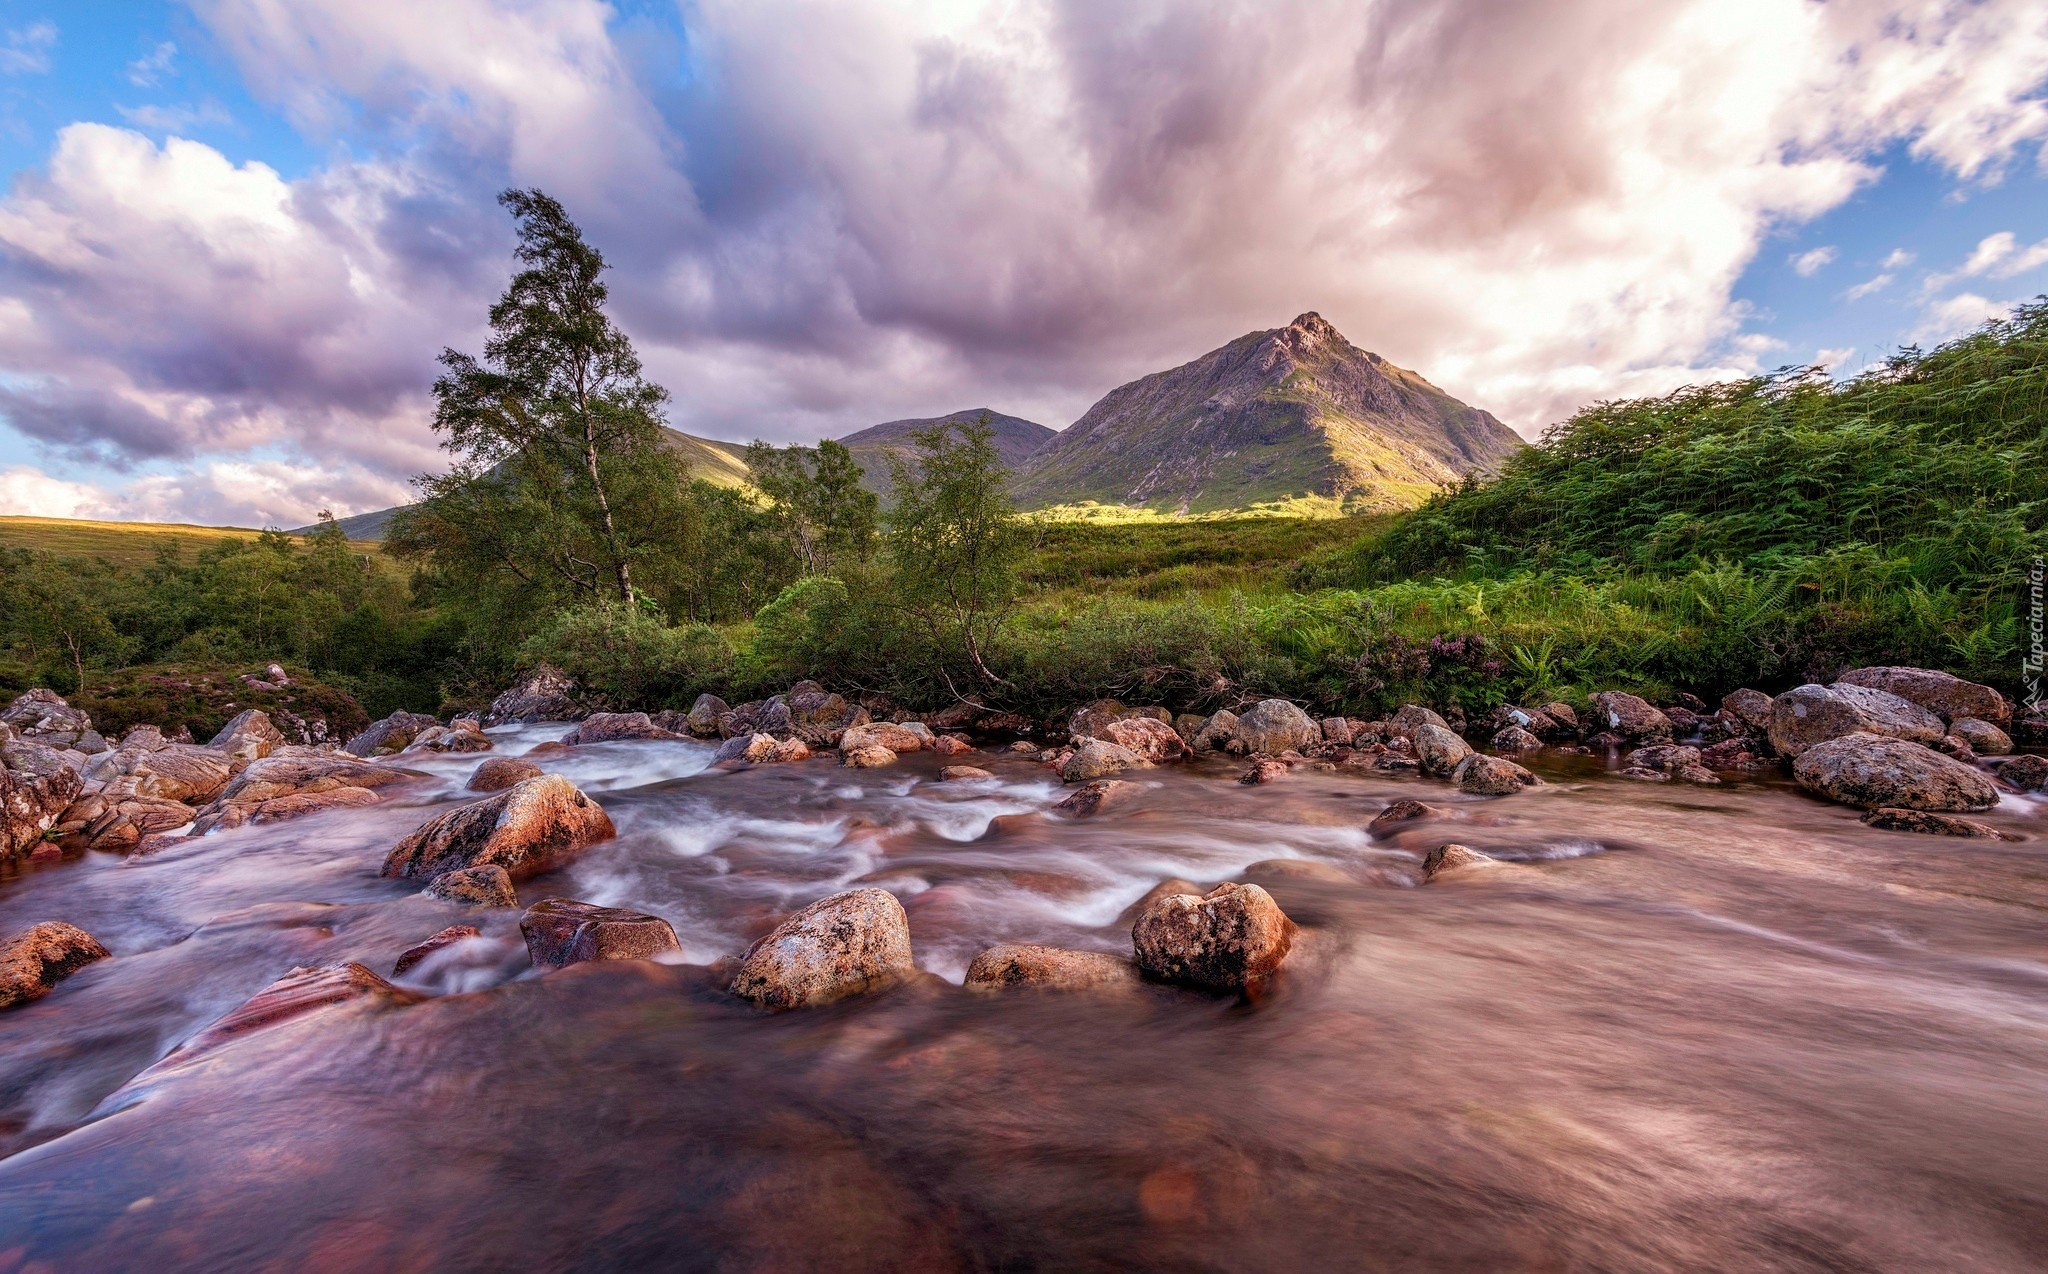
<box><xmin>2</xmin><ymin>727</ymin><xmax>2046</xmax><ymax>1272</ymax></box>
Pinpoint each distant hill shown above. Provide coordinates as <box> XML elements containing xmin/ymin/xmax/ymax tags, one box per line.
<box><xmin>1009</xmin><ymin>312</ymin><xmax>1523</xmax><ymax>514</ymax></box>
<box><xmin>837</xmin><ymin>408</ymin><xmax>1055</xmax><ymax>496</ymax></box>
<box><xmin>0</xmin><ymin>515</ymin><xmax>385</xmax><ymax>569</ymax></box>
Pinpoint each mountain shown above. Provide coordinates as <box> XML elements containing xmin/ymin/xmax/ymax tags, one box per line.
<box><xmin>837</xmin><ymin>408</ymin><xmax>1055</xmax><ymax>496</ymax></box>
<box><xmin>1009</xmin><ymin>313</ymin><xmax>1523</xmax><ymax>514</ymax></box>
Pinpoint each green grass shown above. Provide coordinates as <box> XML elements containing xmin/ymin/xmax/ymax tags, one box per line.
<box><xmin>1022</xmin><ymin>513</ymin><xmax>1386</xmax><ymax>601</ymax></box>
<box><xmin>0</xmin><ymin>515</ymin><xmax>386</xmax><ymax>570</ymax></box>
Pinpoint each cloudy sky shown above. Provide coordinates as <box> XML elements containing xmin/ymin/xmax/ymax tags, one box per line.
<box><xmin>0</xmin><ymin>0</ymin><xmax>2045</xmax><ymax>527</ymax></box>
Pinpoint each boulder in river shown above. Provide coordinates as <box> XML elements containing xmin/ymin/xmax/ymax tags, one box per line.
<box><xmin>2</xmin><ymin>757</ymin><xmax>84</xmax><ymax>861</ymax></box>
<box><xmin>1720</xmin><ymin>689</ymin><xmax>1775</xmax><ymax>735</ymax></box>
<box><xmin>1624</xmin><ymin>744</ymin><xmax>1701</xmax><ymax>774</ymax></box>
<box><xmin>728</xmin><ymin>888</ymin><xmax>915</xmax><ymax>1009</ymax></box>
<box><xmin>1490</xmin><ymin>725</ymin><xmax>1542</xmax><ymax>752</ymax></box>
<box><xmin>840</xmin><ymin>722</ymin><xmax>926</xmax><ymax>755</ymax></box>
<box><xmin>423</xmin><ymin>863</ymin><xmax>518</xmax><ymax>907</ymax></box>
<box><xmin>1387</xmin><ymin>704</ymin><xmax>1450</xmax><ymax>739</ymax></box>
<box><xmin>1131</xmin><ymin>882</ymin><xmax>1296</xmax><ymax>994</ymax></box>
<box><xmin>209</xmin><ymin>708</ymin><xmax>286</xmax><ymax>760</ymax></box>
<box><xmin>1859</xmin><ymin>808</ymin><xmax>2014</xmax><ymax>839</ymax></box>
<box><xmin>344</xmin><ymin>711</ymin><xmax>440</xmax><ymax>757</ymax></box>
<box><xmin>1190</xmin><ymin>710</ymin><xmax>1239</xmax><ymax>752</ymax></box>
<box><xmin>1098</xmin><ymin>717</ymin><xmax>1187</xmax><ymax>764</ymax></box>
<box><xmin>1834</xmin><ymin>666</ymin><xmax>2008</xmax><ymax>726</ymax></box>
<box><xmin>393</xmin><ymin>925</ymin><xmax>482</xmax><ymax>975</ymax></box>
<box><xmin>2</xmin><ymin>689</ymin><xmax>107</xmax><ymax>753</ymax></box>
<box><xmin>1231</xmin><ymin>700</ymin><xmax>1320</xmax><ymax>755</ymax></box>
<box><xmin>468</xmin><ymin>756</ymin><xmax>544</xmax><ymax>793</ymax></box>
<box><xmin>1588</xmin><ymin>692</ymin><xmax>1674</xmax><ymax>744</ymax></box>
<box><xmin>1768</xmin><ymin>683</ymin><xmax>1946</xmax><ymax>757</ymax></box>
<box><xmin>0</xmin><ymin>920</ymin><xmax>109</xmax><ymax>1009</ymax></box>
<box><xmin>841</xmin><ymin>744</ymin><xmax>896</xmax><ymax>769</ymax></box>
<box><xmin>938</xmin><ymin>765</ymin><xmax>994</xmax><ymax>781</ymax></box>
<box><xmin>1422</xmin><ymin>842</ymin><xmax>1497</xmax><ymax>881</ymax></box>
<box><xmin>1053</xmin><ymin>778</ymin><xmax>1133</xmax><ymax>816</ymax></box>
<box><xmin>483</xmin><ymin>664</ymin><xmax>586</xmax><ymax>726</ymax></box>
<box><xmin>1411</xmin><ymin>723</ymin><xmax>1473</xmax><ymax>777</ymax></box>
<box><xmin>931</xmin><ymin>734</ymin><xmax>974</xmax><ymax>757</ymax></box>
<box><xmin>561</xmin><ymin>712</ymin><xmax>679</xmax><ymax>746</ymax></box>
<box><xmin>1951</xmin><ymin>718</ymin><xmax>2011</xmax><ymax>756</ymax></box>
<box><xmin>1452</xmin><ymin>753</ymin><xmax>1541</xmax><ymax>795</ymax></box>
<box><xmin>192</xmin><ymin>753</ymin><xmax>420</xmax><ymax>834</ymax></box>
<box><xmin>714</xmin><ymin>733</ymin><xmax>781</xmax><ymax>766</ymax></box>
<box><xmin>1791</xmin><ymin>732</ymin><xmax>1999</xmax><ymax>812</ymax></box>
<box><xmin>684</xmin><ymin>693</ymin><xmax>729</xmax><ymax>737</ymax></box>
<box><xmin>381</xmin><ymin>774</ymin><xmax>616</xmax><ymax>883</ymax></box>
<box><xmin>964</xmin><ymin>944</ymin><xmax>1140</xmax><ymax>992</ymax></box>
<box><xmin>521</xmin><ymin>899</ymin><xmax>681</xmax><ymax>969</ymax></box>
<box><xmin>85</xmin><ymin>745</ymin><xmax>233</xmax><ymax>805</ymax></box>
<box><xmin>1367</xmin><ymin>798</ymin><xmax>1451</xmax><ymax>838</ymax></box>
<box><xmin>1061</xmin><ymin>739</ymin><xmax>1144</xmax><ymax>783</ymax></box>
<box><xmin>1991</xmin><ymin>754</ymin><xmax>2048</xmax><ymax>793</ymax></box>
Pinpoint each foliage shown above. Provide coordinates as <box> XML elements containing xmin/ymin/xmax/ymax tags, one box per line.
<box><xmin>521</xmin><ymin>601</ymin><xmax>735</xmax><ymax>708</ymax></box>
<box><xmin>742</xmin><ymin>438</ymin><xmax>880</xmax><ymax>577</ymax></box>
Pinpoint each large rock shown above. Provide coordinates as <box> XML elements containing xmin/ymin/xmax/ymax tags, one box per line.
<box><xmin>1859</xmin><ymin>808</ymin><xmax>2013</xmax><ymax>839</ymax></box>
<box><xmin>1422</xmin><ymin>842</ymin><xmax>1498</xmax><ymax>881</ymax></box>
<box><xmin>1490</xmin><ymin>725</ymin><xmax>1542</xmax><ymax>752</ymax></box>
<box><xmin>1130</xmin><ymin>882</ymin><xmax>1295</xmax><ymax>994</ymax></box>
<box><xmin>0</xmin><ymin>921</ymin><xmax>110</xmax><ymax>1009</ymax></box>
<box><xmin>208</xmin><ymin>708</ymin><xmax>286</xmax><ymax>760</ymax></box>
<box><xmin>1098</xmin><ymin>716</ymin><xmax>1187</xmax><ymax>764</ymax></box>
<box><xmin>683</xmin><ymin>693</ymin><xmax>729</xmax><ymax>737</ymax></box>
<box><xmin>728</xmin><ymin>888</ymin><xmax>915</xmax><ymax>1009</ymax></box>
<box><xmin>521</xmin><ymin>898</ymin><xmax>681</xmax><ymax>969</ymax></box>
<box><xmin>964</xmin><ymin>944</ymin><xmax>1140</xmax><ymax>992</ymax></box>
<box><xmin>62</xmin><ymin>793</ymin><xmax>196</xmax><ymax>852</ymax></box>
<box><xmin>1231</xmin><ymin>700</ymin><xmax>1319</xmax><ymax>755</ymax></box>
<box><xmin>1053</xmin><ymin>778</ymin><xmax>1134</xmax><ymax>816</ymax></box>
<box><xmin>1835</xmin><ymin>666</ymin><xmax>2008</xmax><ymax>726</ymax></box>
<box><xmin>839</xmin><ymin>722</ymin><xmax>926</xmax><ymax>755</ymax></box>
<box><xmin>1951</xmin><ymin>718</ymin><xmax>2011</xmax><ymax>755</ymax></box>
<box><xmin>1588</xmin><ymin>692</ymin><xmax>1673</xmax><ymax>744</ymax></box>
<box><xmin>786</xmin><ymin>687</ymin><xmax>867</xmax><ymax>747</ymax></box>
<box><xmin>423</xmin><ymin>863</ymin><xmax>518</xmax><ymax>906</ymax></box>
<box><xmin>482</xmin><ymin>664</ymin><xmax>585</xmax><ymax>726</ymax></box>
<box><xmin>2</xmin><ymin>760</ymin><xmax>84</xmax><ymax>861</ymax></box>
<box><xmin>1</xmin><ymin>689</ymin><xmax>106</xmax><ymax>753</ymax></box>
<box><xmin>1190</xmin><ymin>710</ymin><xmax>1239</xmax><ymax>751</ymax></box>
<box><xmin>560</xmin><ymin>712</ymin><xmax>679</xmax><ymax>745</ymax></box>
<box><xmin>192</xmin><ymin>753</ymin><xmax>420</xmax><ymax>834</ymax></box>
<box><xmin>393</xmin><ymin>925</ymin><xmax>482</xmax><ymax>975</ymax></box>
<box><xmin>713</xmin><ymin>732</ymin><xmax>781</xmax><ymax>765</ymax></box>
<box><xmin>404</xmin><ymin>720</ymin><xmax>494</xmax><ymax>754</ymax></box>
<box><xmin>1386</xmin><ymin>704</ymin><xmax>1450</xmax><ymax>739</ymax></box>
<box><xmin>1791</xmin><ymin>733</ymin><xmax>1999</xmax><ymax>812</ymax></box>
<box><xmin>1991</xmin><ymin>754</ymin><xmax>2048</xmax><ymax>793</ymax></box>
<box><xmin>841</xmin><ymin>744</ymin><xmax>897</xmax><ymax>769</ymax></box>
<box><xmin>1065</xmin><ymin>699</ymin><xmax>1127</xmax><ymax>743</ymax></box>
<box><xmin>381</xmin><ymin>775</ymin><xmax>616</xmax><ymax>883</ymax></box>
<box><xmin>1411</xmin><ymin>723</ymin><xmax>1473</xmax><ymax>777</ymax></box>
<box><xmin>1720</xmin><ymin>689</ymin><xmax>1775</xmax><ymax>734</ymax></box>
<box><xmin>468</xmin><ymin>756</ymin><xmax>544</xmax><ymax>792</ymax></box>
<box><xmin>344</xmin><ymin>711</ymin><xmax>441</xmax><ymax>757</ymax></box>
<box><xmin>86</xmin><ymin>745</ymin><xmax>233</xmax><ymax>804</ymax></box>
<box><xmin>1060</xmin><ymin>739</ymin><xmax>1144</xmax><ymax>783</ymax></box>
<box><xmin>1767</xmin><ymin>683</ymin><xmax>1945</xmax><ymax>757</ymax></box>
<box><xmin>1452</xmin><ymin>753</ymin><xmax>1541</xmax><ymax>795</ymax></box>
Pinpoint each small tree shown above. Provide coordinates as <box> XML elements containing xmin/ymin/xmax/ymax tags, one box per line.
<box><xmin>742</xmin><ymin>438</ymin><xmax>880</xmax><ymax>577</ymax></box>
<box><xmin>885</xmin><ymin>413</ymin><xmax>1025</xmax><ymax>689</ymax></box>
<box><xmin>391</xmin><ymin>189</ymin><xmax>692</xmax><ymax>618</ymax></box>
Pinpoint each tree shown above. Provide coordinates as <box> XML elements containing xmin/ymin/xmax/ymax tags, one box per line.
<box><xmin>0</xmin><ymin>550</ymin><xmax>124</xmax><ymax>692</ymax></box>
<box><xmin>884</xmin><ymin>413</ymin><xmax>1026</xmax><ymax>689</ymax></box>
<box><xmin>741</xmin><ymin>438</ymin><xmax>880</xmax><ymax>577</ymax></box>
<box><xmin>390</xmin><ymin>189</ymin><xmax>694</xmax><ymax>619</ymax></box>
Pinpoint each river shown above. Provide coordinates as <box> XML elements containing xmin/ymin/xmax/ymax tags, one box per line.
<box><xmin>1</xmin><ymin>726</ymin><xmax>2045</xmax><ymax>1271</ymax></box>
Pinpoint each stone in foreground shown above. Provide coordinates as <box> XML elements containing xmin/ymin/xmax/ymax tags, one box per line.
<box><xmin>381</xmin><ymin>774</ymin><xmax>616</xmax><ymax>883</ymax></box>
<box><xmin>1791</xmin><ymin>733</ymin><xmax>1999</xmax><ymax>812</ymax></box>
<box><xmin>1768</xmin><ymin>683</ymin><xmax>1945</xmax><ymax>757</ymax></box>
<box><xmin>1834</xmin><ymin>666</ymin><xmax>2008</xmax><ymax>725</ymax></box>
<box><xmin>964</xmin><ymin>944</ymin><xmax>1140</xmax><ymax>992</ymax></box>
<box><xmin>1859</xmin><ymin>808</ymin><xmax>2013</xmax><ymax>839</ymax></box>
<box><xmin>1411</xmin><ymin>723</ymin><xmax>1473</xmax><ymax>777</ymax></box>
<box><xmin>1422</xmin><ymin>843</ymin><xmax>1497</xmax><ymax>881</ymax></box>
<box><xmin>1</xmin><ymin>920</ymin><xmax>110</xmax><ymax>1009</ymax></box>
<box><xmin>728</xmin><ymin>888</ymin><xmax>915</xmax><ymax>1009</ymax></box>
<box><xmin>1230</xmin><ymin>700</ymin><xmax>1319</xmax><ymax>755</ymax></box>
<box><xmin>521</xmin><ymin>899</ymin><xmax>681</xmax><ymax>969</ymax></box>
<box><xmin>1054</xmin><ymin>778</ymin><xmax>1133</xmax><ymax>816</ymax></box>
<box><xmin>394</xmin><ymin>925</ymin><xmax>482</xmax><ymax>975</ymax></box>
<box><xmin>423</xmin><ymin>863</ymin><xmax>518</xmax><ymax>907</ymax></box>
<box><xmin>1131</xmin><ymin>882</ymin><xmax>1295</xmax><ymax>994</ymax></box>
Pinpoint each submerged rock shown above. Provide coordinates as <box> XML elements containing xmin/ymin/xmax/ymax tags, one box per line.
<box><xmin>423</xmin><ymin>863</ymin><xmax>518</xmax><ymax>907</ymax></box>
<box><xmin>1231</xmin><ymin>700</ymin><xmax>1319</xmax><ymax>755</ymax></box>
<box><xmin>1834</xmin><ymin>666</ymin><xmax>2008</xmax><ymax>725</ymax></box>
<box><xmin>938</xmin><ymin>765</ymin><xmax>994</xmax><ymax>781</ymax></box>
<box><xmin>964</xmin><ymin>944</ymin><xmax>1140</xmax><ymax>992</ymax></box>
<box><xmin>1366</xmin><ymin>798</ymin><xmax>1450</xmax><ymax>838</ymax></box>
<box><xmin>1791</xmin><ymin>733</ymin><xmax>1999</xmax><ymax>812</ymax></box>
<box><xmin>561</xmin><ymin>712</ymin><xmax>679</xmax><ymax>745</ymax></box>
<box><xmin>1859</xmin><ymin>808</ymin><xmax>2014</xmax><ymax>839</ymax></box>
<box><xmin>176</xmin><ymin>963</ymin><xmax>420</xmax><ymax>1056</ymax></box>
<box><xmin>521</xmin><ymin>899</ymin><xmax>681</xmax><ymax>969</ymax></box>
<box><xmin>1131</xmin><ymin>882</ymin><xmax>1296</xmax><ymax>994</ymax></box>
<box><xmin>728</xmin><ymin>888</ymin><xmax>915</xmax><ymax>1009</ymax></box>
<box><xmin>1411</xmin><ymin>723</ymin><xmax>1472</xmax><ymax>777</ymax></box>
<box><xmin>381</xmin><ymin>775</ymin><xmax>616</xmax><ymax>883</ymax></box>
<box><xmin>1421</xmin><ymin>842</ymin><xmax>1496</xmax><ymax>881</ymax></box>
<box><xmin>1768</xmin><ymin>683</ymin><xmax>1945</xmax><ymax>757</ymax></box>
<box><xmin>393</xmin><ymin>925</ymin><xmax>482</xmax><ymax>975</ymax></box>
<box><xmin>1452</xmin><ymin>753</ymin><xmax>1541</xmax><ymax>795</ymax></box>
<box><xmin>1054</xmin><ymin>778</ymin><xmax>1133</xmax><ymax>816</ymax></box>
<box><xmin>0</xmin><ymin>920</ymin><xmax>110</xmax><ymax>1009</ymax></box>
<box><xmin>468</xmin><ymin>756</ymin><xmax>544</xmax><ymax>793</ymax></box>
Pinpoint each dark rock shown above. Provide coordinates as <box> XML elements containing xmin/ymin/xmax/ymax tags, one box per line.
<box><xmin>1540</xmin><ymin>702</ymin><xmax>1579</xmax><ymax>733</ymax></box>
<box><xmin>1422</xmin><ymin>842</ymin><xmax>1496</xmax><ymax>881</ymax></box>
<box><xmin>1588</xmin><ymin>692</ymin><xmax>1673</xmax><ymax>744</ymax></box>
<box><xmin>561</xmin><ymin>711</ymin><xmax>678</xmax><ymax>745</ymax></box>
<box><xmin>786</xmin><ymin>688</ymin><xmax>866</xmax><ymax>747</ymax></box>
<box><xmin>1859</xmin><ymin>808</ymin><xmax>2014</xmax><ymax>839</ymax></box>
<box><xmin>1792</xmin><ymin>733</ymin><xmax>1999</xmax><ymax>812</ymax></box>
<box><xmin>1721</xmin><ymin>689</ymin><xmax>1775</xmax><ymax>733</ymax></box>
<box><xmin>393</xmin><ymin>925</ymin><xmax>481</xmax><ymax>975</ymax></box>
<box><xmin>728</xmin><ymin>888</ymin><xmax>915</xmax><ymax>1009</ymax></box>
<box><xmin>1320</xmin><ymin>717</ymin><xmax>1355</xmax><ymax>746</ymax></box>
<box><xmin>1991</xmin><ymin>754</ymin><xmax>2048</xmax><ymax>793</ymax></box>
<box><xmin>1664</xmin><ymin>706</ymin><xmax>1702</xmax><ymax>735</ymax></box>
<box><xmin>1054</xmin><ymin>778</ymin><xmax>1133</xmax><ymax>815</ymax></box>
<box><xmin>1452</xmin><ymin>753</ymin><xmax>1541</xmax><ymax>795</ymax></box>
<box><xmin>1411</xmin><ymin>723</ymin><xmax>1472</xmax><ymax>777</ymax></box>
<box><xmin>684</xmin><ymin>693</ymin><xmax>729</xmax><ymax>737</ymax></box>
<box><xmin>1131</xmin><ymin>882</ymin><xmax>1295</xmax><ymax>994</ymax></box>
<box><xmin>381</xmin><ymin>775</ymin><xmax>616</xmax><ymax>882</ymax></box>
<box><xmin>1952</xmin><ymin>718</ymin><xmax>2012</xmax><ymax>755</ymax></box>
<box><xmin>1490</xmin><ymin>725</ymin><xmax>1542</xmax><ymax>752</ymax></box>
<box><xmin>1238</xmin><ymin>758</ymin><xmax>1289</xmax><ymax>785</ymax></box>
<box><xmin>468</xmin><ymin>756</ymin><xmax>544</xmax><ymax>792</ymax></box>
<box><xmin>521</xmin><ymin>899</ymin><xmax>681</xmax><ymax>969</ymax></box>
<box><xmin>1835</xmin><ymin>666</ymin><xmax>2009</xmax><ymax>725</ymax></box>
<box><xmin>423</xmin><ymin>863</ymin><xmax>518</xmax><ymax>906</ymax></box>
<box><xmin>0</xmin><ymin>920</ymin><xmax>110</xmax><ymax>1008</ymax></box>
<box><xmin>713</xmin><ymin>733</ymin><xmax>781</xmax><ymax>765</ymax></box>
<box><xmin>1230</xmin><ymin>700</ymin><xmax>1320</xmax><ymax>755</ymax></box>
<box><xmin>1190</xmin><ymin>710</ymin><xmax>1239</xmax><ymax>751</ymax></box>
<box><xmin>1624</xmin><ymin>744</ymin><xmax>1702</xmax><ymax>774</ymax></box>
<box><xmin>344</xmin><ymin>710</ymin><xmax>440</xmax><ymax>757</ymax></box>
<box><xmin>1768</xmin><ymin>683</ymin><xmax>1946</xmax><ymax>757</ymax></box>
<box><xmin>1699</xmin><ymin>738</ymin><xmax>1773</xmax><ymax>770</ymax></box>
<box><xmin>1367</xmin><ymin>798</ymin><xmax>1448</xmax><ymax>838</ymax></box>
<box><xmin>964</xmin><ymin>944</ymin><xmax>1139</xmax><ymax>992</ymax></box>
<box><xmin>482</xmin><ymin>664</ymin><xmax>585</xmax><ymax>726</ymax></box>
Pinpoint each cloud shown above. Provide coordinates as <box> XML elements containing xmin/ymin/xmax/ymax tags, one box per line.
<box><xmin>0</xmin><ymin>21</ymin><xmax>55</xmax><ymax>75</ymax></box>
<box><xmin>1814</xmin><ymin>345</ymin><xmax>1857</xmax><ymax>371</ymax></box>
<box><xmin>0</xmin><ymin>465</ymin><xmax>113</xmax><ymax>518</ymax></box>
<box><xmin>1881</xmin><ymin>248</ymin><xmax>1915</xmax><ymax>269</ymax></box>
<box><xmin>127</xmin><ymin>40</ymin><xmax>176</xmax><ymax>87</ymax></box>
<box><xmin>4</xmin><ymin>0</ymin><xmax>2048</xmax><ymax>525</ymax></box>
<box><xmin>115</xmin><ymin>100</ymin><xmax>235</xmax><ymax>132</ymax></box>
<box><xmin>1842</xmin><ymin>273</ymin><xmax>1893</xmax><ymax>300</ymax></box>
<box><xmin>1790</xmin><ymin>245</ymin><xmax>1838</xmax><ymax>276</ymax></box>
<box><xmin>1911</xmin><ymin>291</ymin><xmax>2013</xmax><ymax>344</ymax></box>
